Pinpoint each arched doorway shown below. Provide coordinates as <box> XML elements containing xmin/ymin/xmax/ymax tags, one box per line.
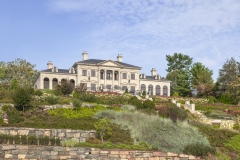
<box><xmin>163</xmin><ymin>86</ymin><xmax>168</xmax><ymax>96</ymax></box>
<box><xmin>44</xmin><ymin>78</ymin><xmax>49</xmax><ymax>89</ymax></box>
<box><xmin>156</xmin><ymin>85</ymin><xmax>160</xmax><ymax>96</ymax></box>
<box><xmin>70</xmin><ymin>79</ymin><xmax>75</xmax><ymax>88</ymax></box>
<box><xmin>141</xmin><ymin>84</ymin><xmax>146</xmax><ymax>92</ymax></box>
<box><xmin>148</xmin><ymin>85</ymin><xmax>153</xmax><ymax>95</ymax></box>
<box><xmin>52</xmin><ymin>78</ymin><xmax>58</xmax><ymax>89</ymax></box>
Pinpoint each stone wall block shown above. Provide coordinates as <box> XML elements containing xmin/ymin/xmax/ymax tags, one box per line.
<box><xmin>18</xmin><ymin>129</ymin><xmax>29</xmax><ymax>135</ymax></box>
<box><xmin>44</xmin><ymin>131</ymin><xmax>51</xmax><ymax>137</ymax></box>
<box><xmin>9</xmin><ymin>130</ymin><xmax>17</xmax><ymax>136</ymax></box>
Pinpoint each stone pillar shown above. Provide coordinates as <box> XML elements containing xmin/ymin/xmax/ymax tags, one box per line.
<box><xmin>112</xmin><ymin>70</ymin><xmax>114</xmax><ymax>91</ymax></box>
<box><xmin>190</xmin><ymin>104</ymin><xmax>195</xmax><ymax>111</ymax></box>
<box><xmin>153</xmin><ymin>85</ymin><xmax>155</xmax><ymax>95</ymax></box>
<box><xmin>177</xmin><ymin>103</ymin><xmax>181</xmax><ymax>107</ymax></box>
<box><xmin>119</xmin><ymin>71</ymin><xmax>121</xmax><ymax>89</ymax></box>
<box><xmin>98</xmin><ymin>70</ymin><xmax>100</xmax><ymax>91</ymax></box>
<box><xmin>104</xmin><ymin>70</ymin><xmax>106</xmax><ymax>89</ymax></box>
<box><xmin>49</xmin><ymin>78</ymin><xmax>52</xmax><ymax>90</ymax></box>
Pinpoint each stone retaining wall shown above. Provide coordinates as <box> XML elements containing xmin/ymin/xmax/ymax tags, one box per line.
<box><xmin>0</xmin><ymin>145</ymin><xmax>203</xmax><ymax>160</ymax></box>
<box><xmin>0</xmin><ymin>127</ymin><xmax>96</xmax><ymax>142</ymax></box>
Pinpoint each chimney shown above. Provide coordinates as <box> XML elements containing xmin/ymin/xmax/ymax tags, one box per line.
<box><xmin>47</xmin><ymin>61</ymin><xmax>53</xmax><ymax>69</ymax></box>
<box><xmin>82</xmin><ymin>51</ymin><xmax>88</xmax><ymax>61</ymax></box>
<box><xmin>117</xmin><ymin>54</ymin><xmax>123</xmax><ymax>62</ymax></box>
<box><xmin>151</xmin><ymin>68</ymin><xmax>157</xmax><ymax>76</ymax></box>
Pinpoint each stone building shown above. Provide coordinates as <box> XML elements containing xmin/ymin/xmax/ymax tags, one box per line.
<box><xmin>34</xmin><ymin>52</ymin><xmax>171</xmax><ymax>96</ymax></box>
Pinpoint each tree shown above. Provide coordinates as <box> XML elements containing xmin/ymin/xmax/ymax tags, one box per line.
<box><xmin>190</xmin><ymin>62</ymin><xmax>213</xmax><ymax>97</ymax></box>
<box><xmin>5</xmin><ymin>58</ymin><xmax>38</xmax><ymax>87</ymax></box>
<box><xmin>94</xmin><ymin>118</ymin><xmax>112</xmax><ymax>143</ymax></box>
<box><xmin>217</xmin><ymin>57</ymin><xmax>240</xmax><ymax>104</ymax></box>
<box><xmin>166</xmin><ymin>53</ymin><xmax>192</xmax><ymax>97</ymax></box>
<box><xmin>59</xmin><ymin>79</ymin><xmax>74</xmax><ymax>96</ymax></box>
<box><xmin>0</xmin><ymin>61</ymin><xmax>6</xmax><ymax>81</ymax></box>
<box><xmin>73</xmin><ymin>99</ymin><xmax>82</xmax><ymax>114</ymax></box>
<box><xmin>12</xmin><ymin>87</ymin><xmax>32</xmax><ymax>112</ymax></box>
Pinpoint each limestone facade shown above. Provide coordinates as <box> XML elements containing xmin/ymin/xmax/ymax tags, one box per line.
<box><xmin>34</xmin><ymin>52</ymin><xmax>171</xmax><ymax>96</ymax></box>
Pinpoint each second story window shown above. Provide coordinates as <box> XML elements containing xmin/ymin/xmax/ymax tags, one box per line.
<box><xmin>100</xmin><ymin>72</ymin><xmax>104</xmax><ymax>79</ymax></box>
<box><xmin>91</xmin><ymin>70</ymin><xmax>95</xmax><ymax>77</ymax></box>
<box><xmin>82</xmin><ymin>70</ymin><xmax>87</xmax><ymax>76</ymax></box>
<box><xmin>107</xmin><ymin>73</ymin><xmax>111</xmax><ymax>80</ymax></box>
<box><xmin>131</xmin><ymin>73</ymin><xmax>135</xmax><ymax>80</ymax></box>
<box><xmin>122</xmin><ymin>73</ymin><xmax>127</xmax><ymax>79</ymax></box>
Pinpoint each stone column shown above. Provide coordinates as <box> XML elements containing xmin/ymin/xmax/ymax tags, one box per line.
<box><xmin>98</xmin><ymin>69</ymin><xmax>100</xmax><ymax>91</ymax></box>
<box><xmin>153</xmin><ymin>85</ymin><xmax>155</xmax><ymax>95</ymax></box>
<box><xmin>49</xmin><ymin>78</ymin><xmax>53</xmax><ymax>90</ymax></box>
<box><xmin>119</xmin><ymin>71</ymin><xmax>121</xmax><ymax>90</ymax></box>
<box><xmin>112</xmin><ymin>70</ymin><xmax>115</xmax><ymax>91</ymax></box>
<box><xmin>104</xmin><ymin>70</ymin><xmax>106</xmax><ymax>89</ymax></box>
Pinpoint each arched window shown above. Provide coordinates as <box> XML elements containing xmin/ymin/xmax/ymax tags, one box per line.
<box><xmin>148</xmin><ymin>85</ymin><xmax>153</xmax><ymax>95</ymax></box>
<box><xmin>52</xmin><ymin>78</ymin><xmax>58</xmax><ymax>89</ymax></box>
<box><xmin>163</xmin><ymin>86</ymin><xmax>168</xmax><ymax>96</ymax></box>
<box><xmin>141</xmin><ymin>84</ymin><xmax>146</xmax><ymax>92</ymax></box>
<box><xmin>44</xmin><ymin>78</ymin><xmax>49</xmax><ymax>89</ymax></box>
<box><xmin>156</xmin><ymin>85</ymin><xmax>160</xmax><ymax>96</ymax></box>
<box><xmin>70</xmin><ymin>79</ymin><xmax>75</xmax><ymax>88</ymax></box>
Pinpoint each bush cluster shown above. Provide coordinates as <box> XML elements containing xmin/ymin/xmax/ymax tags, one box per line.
<box><xmin>190</xmin><ymin>121</ymin><xmax>238</xmax><ymax>147</ymax></box>
<box><xmin>183</xmin><ymin>142</ymin><xmax>216</xmax><ymax>157</ymax></box>
<box><xmin>142</xmin><ymin>100</ymin><xmax>155</xmax><ymax>109</ymax></box>
<box><xmin>156</xmin><ymin>106</ymin><xmax>188</xmax><ymax>122</ymax></box>
<box><xmin>128</xmin><ymin>96</ymin><xmax>143</xmax><ymax>109</ymax></box>
<box><xmin>0</xmin><ymin>134</ymin><xmax>60</xmax><ymax>146</ymax></box>
<box><xmin>93</xmin><ymin>110</ymin><xmax>211</xmax><ymax>153</ymax></box>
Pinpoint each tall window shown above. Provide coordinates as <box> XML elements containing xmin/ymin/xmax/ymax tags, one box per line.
<box><xmin>156</xmin><ymin>85</ymin><xmax>160</xmax><ymax>96</ymax></box>
<box><xmin>130</xmin><ymin>86</ymin><xmax>135</xmax><ymax>93</ymax></box>
<box><xmin>148</xmin><ymin>85</ymin><xmax>153</xmax><ymax>95</ymax></box>
<box><xmin>122</xmin><ymin>73</ymin><xmax>127</xmax><ymax>79</ymax></box>
<box><xmin>82</xmin><ymin>70</ymin><xmax>87</xmax><ymax>76</ymax></box>
<box><xmin>131</xmin><ymin>73</ymin><xmax>135</xmax><ymax>80</ymax></box>
<box><xmin>107</xmin><ymin>72</ymin><xmax>111</xmax><ymax>80</ymax></box>
<box><xmin>44</xmin><ymin>78</ymin><xmax>49</xmax><ymax>89</ymax></box>
<box><xmin>91</xmin><ymin>84</ymin><xmax>96</xmax><ymax>91</ymax></box>
<box><xmin>91</xmin><ymin>70</ymin><xmax>95</xmax><ymax>77</ymax></box>
<box><xmin>100</xmin><ymin>72</ymin><xmax>104</xmax><ymax>79</ymax></box>
<box><xmin>106</xmin><ymin>85</ymin><xmax>111</xmax><ymax>90</ymax></box>
<box><xmin>122</xmin><ymin>86</ymin><xmax>127</xmax><ymax>91</ymax></box>
<box><xmin>141</xmin><ymin>84</ymin><xmax>146</xmax><ymax>91</ymax></box>
<box><xmin>114</xmin><ymin>72</ymin><xmax>118</xmax><ymax>80</ymax></box>
<box><xmin>163</xmin><ymin>86</ymin><xmax>168</xmax><ymax>96</ymax></box>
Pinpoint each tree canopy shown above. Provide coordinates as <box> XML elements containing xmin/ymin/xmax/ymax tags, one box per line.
<box><xmin>166</xmin><ymin>53</ymin><xmax>192</xmax><ymax>97</ymax></box>
<box><xmin>3</xmin><ymin>58</ymin><xmax>38</xmax><ymax>87</ymax></box>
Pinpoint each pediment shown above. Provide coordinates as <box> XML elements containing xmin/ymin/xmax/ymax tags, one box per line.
<box><xmin>98</xmin><ymin>60</ymin><xmax>122</xmax><ymax>67</ymax></box>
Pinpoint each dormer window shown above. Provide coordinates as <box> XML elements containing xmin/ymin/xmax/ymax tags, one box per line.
<box><xmin>52</xmin><ymin>66</ymin><xmax>58</xmax><ymax>72</ymax></box>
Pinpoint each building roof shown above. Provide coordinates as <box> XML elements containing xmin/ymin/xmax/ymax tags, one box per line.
<box><xmin>75</xmin><ymin>59</ymin><xmax>141</xmax><ymax>69</ymax></box>
<box><xmin>40</xmin><ymin>69</ymin><xmax>76</xmax><ymax>74</ymax></box>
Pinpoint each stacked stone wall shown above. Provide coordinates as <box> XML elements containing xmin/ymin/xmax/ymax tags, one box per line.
<box><xmin>0</xmin><ymin>145</ymin><xmax>203</xmax><ymax>160</ymax></box>
<box><xmin>0</xmin><ymin>127</ymin><xmax>96</xmax><ymax>142</ymax></box>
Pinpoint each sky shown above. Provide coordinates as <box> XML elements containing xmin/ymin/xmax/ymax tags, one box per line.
<box><xmin>0</xmin><ymin>0</ymin><xmax>240</xmax><ymax>81</ymax></box>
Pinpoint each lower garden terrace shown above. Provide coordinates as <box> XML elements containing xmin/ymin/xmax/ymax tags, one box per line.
<box><xmin>0</xmin><ymin>89</ymin><xmax>240</xmax><ymax>159</ymax></box>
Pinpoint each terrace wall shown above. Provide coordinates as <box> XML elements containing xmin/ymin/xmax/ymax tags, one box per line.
<box><xmin>0</xmin><ymin>127</ymin><xmax>96</xmax><ymax>142</ymax></box>
<box><xmin>0</xmin><ymin>145</ymin><xmax>202</xmax><ymax>160</ymax></box>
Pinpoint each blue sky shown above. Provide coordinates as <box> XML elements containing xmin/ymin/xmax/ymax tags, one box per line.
<box><xmin>1</xmin><ymin>0</ymin><xmax>240</xmax><ymax>81</ymax></box>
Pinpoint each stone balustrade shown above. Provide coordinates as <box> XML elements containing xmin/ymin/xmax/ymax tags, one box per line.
<box><xmin>0</xmin><ymin>127</ymin><xmax>96</xmax><ymax>143</ymax></box>
<box><xmin>0</xmin><ymin>145</ymin><xmax>203</xmax><ymax>160</ymax></box>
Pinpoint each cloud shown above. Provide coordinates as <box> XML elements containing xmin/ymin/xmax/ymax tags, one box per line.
<box><xmin>46</xmin><ymin>0</ymin><xmax>240</xmax><ymax>80</ymax></box>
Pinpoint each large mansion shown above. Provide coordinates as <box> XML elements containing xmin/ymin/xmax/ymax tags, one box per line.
<box><xmin>34</xmin><ymin>52</ymin><xmax>171</xmax><ymax>96</ymax></box>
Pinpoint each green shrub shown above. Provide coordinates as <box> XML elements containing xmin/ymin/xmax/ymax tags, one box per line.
<box><xmin>34</xmin><ymin>90</ymin><xmax>43</xmax><ymax>96</ymax></box>
<box><xmin>28</xmin><ymin>136</ymin><xmax>37</xmax><ymax>145</ymax></box>
<box><xmin>94</xmin><ymin>118</ymin><xmax>112</xmax><ymax>143</ymax></box>
<box><xmin>73</xmin><ymin>99</ymin><xmax>82</xmax><ymax>113</ymax></box>
<box><xmin>218</xmin><ymin>94</ymin><xmax>236</xmax><ymax>105</ymax></box>
<box><xmin>183</xmin><ymin>142</ymin><xmax>216</xmax><ymax>157</ymax></box>
<box><xmin>52</xmin><ymin>85</ymin><xmax>62</xmax><ymax>96</ymax></box>
<box><xmin>57</xmin><ymin>97</ymin><xmax>71</xmax><ymax>104</ymax></box>
<box><xmin>143</xmin><ymin>100</ymin><xmax>155</xmax><ymax>109</ymax></box>
<box><xmin>208</xmin><ymin>96</ymin><xmax>217</xmax><ymax>104</ymax></box>
<box><xmin>12</xmin><ymin>87</ymin><xmax>32</xmax><ymax>112</ymax></box>
<box><xmin>59</xmin><ymin>79</ymin><xmax>74</xmax><ymax>96</ymax></box>
<box><xmin>168</xmin><ymin>106</ymin><xmax>188</xmax><ymax>123</ymax></box>
<box><xmin>61</xmin><ymin>139</ymin><xmax>78</xmax><ymax>147</ymax></box>
<box><xmin>7</xmin><ymin>108</ymin><xmax>24</xmax><ymax>124</ymax></box>
<box><xmin>224</xmin><ymin>134</ymin><xmax>240</xmax><ymax>154</ymax></box>
<box><xmin>73</xmin><ymin>90</ymin><xmax>79</xmax><ymax>98</ymax></box>
<box><xmin>142</xmin><ymin>91</ymin><xmax>146</xmax><ymax>96</ymax></box>
<box><xmin>109</xmin><ymin>124</ymin><xmax>133</xmax><ymax>144</ymax></box>
<box><xmin>124</xmin><ymin>89</ymin><xmax>128</xmax><ymax>94</ymax></box>
<box><xmin>172</xmin><ymin>92</ymin><xmax>179</xmax><ymax>97</ymax></box>
<box><xmin>45</xmin><ymin>95</ymin><xmax>59</xmax><ymax>105</ymax></box>
<box><xmin>128</xmin><ymin>96</ymin><xmax>143</xmax><ymax>109</ymax></box>
<box><xmin>1</xmin><ymin>105</ymin><xmax>12</xmax><ymax>111</ymax></box>
<box><xmin>79</xmin><ymin>92</ymin><xmax>97</xmax><ymax>103</ymax></box>
<box><xmin>0</xmin><ymin>117</ymin><xmax>4</xmax><ymax>126</ymax></box>
<box><xmin>121</xmin><ymin>105</ymin><xmax>136</xmax><ymax>111</ymax></box>
<box><xmin>94</xmin><ymin>110</ymin><xmax>211</xmax><ymax>153</ymax></box>
<box><xmin>190</xmin><ymin>121</ymin><xmax>238</xmax><ymax>147</ymax></box>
